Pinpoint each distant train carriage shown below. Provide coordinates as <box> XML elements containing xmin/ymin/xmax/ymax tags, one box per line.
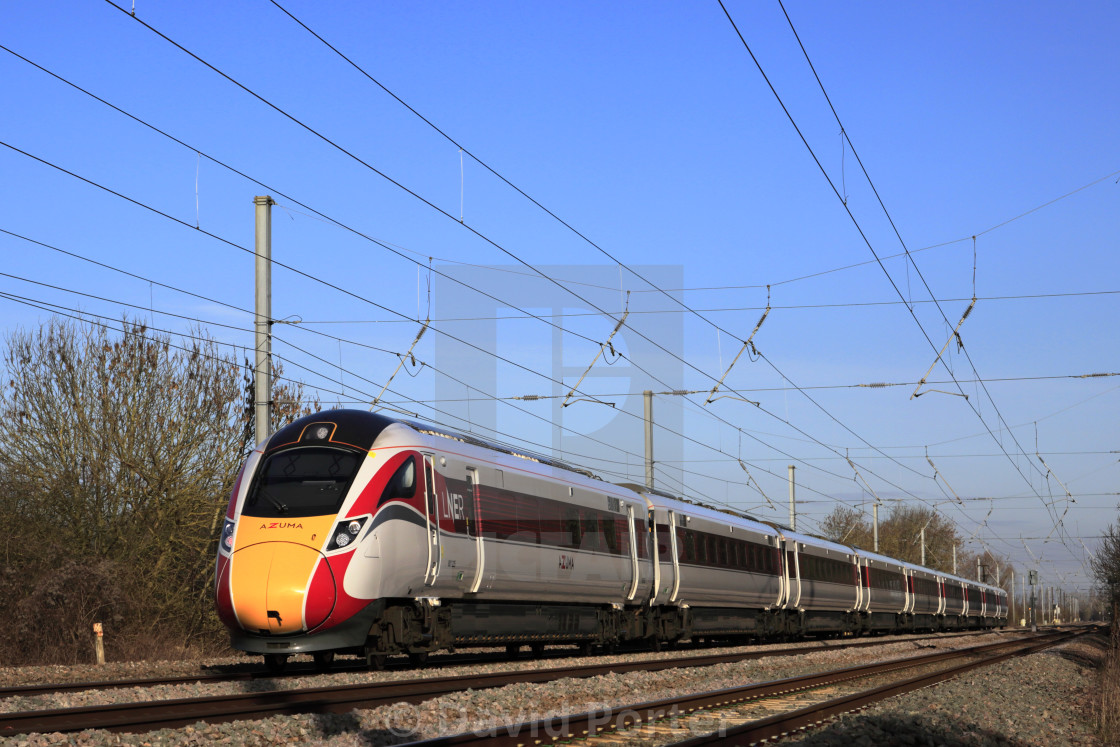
<box><xmin>778</xmin><ymin>531</ymin><xmax>863</xmax><ymax>635</ymax></box>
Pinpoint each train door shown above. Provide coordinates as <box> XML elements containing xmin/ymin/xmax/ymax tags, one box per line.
<box><xmin>904</xmin><ymin>570</ymin><xmax>913</xmax><ymax>613</ymax></box>
<box><xmin>422</xmin><ymin>455</ymin><xmax>441</xmax><ymax>587</ymax></box>
<box><xmin>788</xmin><ymin>546</ymin><xmax>802</xmax><ymax>608</ymax></box>
<box><xmin>861</xmin><ymin>561</ymin><xmax>872</xmax><ymax>612</ymax></box>
<box><xmin>625</xmin><ymin>505</ymin><xmax>640</xmax><ymax>601</ymax></box>
<box><xmin>667</xmin><ymin>510</ymin><xmax>682</xmax><ymax>603</ymax></box>
<box><xmin>465</xmin><ymin>467</ymin><xmax>485</xmax><ymax>594</ymax></box>
<box><xmin>852</xmin><ymin>558</ymin><xmax>863</xmax><ymax>611</ymax></box>
<box><xmin>775</xmin><ymin>537</ymin><xmax>789</xmax><ymax>608</ymax></box>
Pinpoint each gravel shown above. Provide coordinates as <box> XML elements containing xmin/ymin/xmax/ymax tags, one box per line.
<box><xmin>0</xmin><ymin>631</ymin><xmax>1106</xmax><ymax>746</ymax></box>
<box><xmin>780</xmin><ymin>633</ymin><xmax>1107</xmax><ymax>747</ymax></box>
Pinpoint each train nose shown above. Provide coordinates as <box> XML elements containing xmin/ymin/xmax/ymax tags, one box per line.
<box><xmin>230</xmin><ymin>542</ymin><xmax>336</xmax><ymax>634</ymax></box>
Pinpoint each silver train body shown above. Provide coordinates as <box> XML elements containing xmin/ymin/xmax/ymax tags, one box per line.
<box><xmin>215</xmin><ymin>410</ymin><xmax>1007</xmax><ymax>665</ymax></box>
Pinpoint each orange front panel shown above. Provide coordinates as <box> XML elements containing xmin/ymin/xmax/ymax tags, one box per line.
<box><xmin>229</xmin><ymin>517</ymin><xmax>337</xmax><ymax>635</ymax></box>
<box><xmin>264</xmin><ymin>543</ymin><xmax>322</xmax><ymax>634</ymax></box>
<box><xmin>231</xmin><ymin>543</ymin><xmax>276</xmax><ymax>632</ymax></box>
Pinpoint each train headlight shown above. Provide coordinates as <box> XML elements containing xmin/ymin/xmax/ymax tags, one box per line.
<box><xmin>220</xmin><ymin>519</ymin><xmax>236</xmax><ymax>554</ymax></box>
<box><xmin>326</xmin><ymin>516</ymin><xmax>368</xmax><ymax>552</ymax></box>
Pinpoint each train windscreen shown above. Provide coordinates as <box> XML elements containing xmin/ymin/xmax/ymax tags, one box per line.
<box><xmin>243</xmin><ymin>447</ymin><xmax>363</xmax><ymax>518</ymax></box>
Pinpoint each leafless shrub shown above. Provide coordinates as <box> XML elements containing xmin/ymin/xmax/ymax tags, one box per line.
<box><xmin>0</xmin><ymin>317</ymin><xmax>316</xmax><ymax>665</ymax></box>
<box><xmin>1098</xmin><ymin>646</ymin><xmax>1120</xmax><ymax>742</ymax></box>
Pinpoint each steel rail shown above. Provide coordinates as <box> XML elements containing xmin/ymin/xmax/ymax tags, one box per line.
<box><xmin>395</xmin><ymin>629</ymin><xmax>1084</xmax><ymax>746</ymax></box>
<box><xmin>0</xmin><ymin>628</ymin><xmax>1002</xmax><ymax>700</ymax></box>
<box><xmin>0</xmin><ymin>628</ymin><xmax>1018</xmax><ymax>737</ymax></box>
<box><xmin>677</xmin><ymin>629</ymin><xmax>1089</xmax><ymax>746</ymax></box>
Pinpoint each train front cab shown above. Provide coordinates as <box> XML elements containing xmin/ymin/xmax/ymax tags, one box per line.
<box><xmin>215</xmin><ymin>413</ymin><xmax>439</xmax><ymax>669</ymax></box>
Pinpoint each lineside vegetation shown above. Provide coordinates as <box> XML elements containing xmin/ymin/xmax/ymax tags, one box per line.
<box><xmin>0</xmin><ymin>317</ymin><xmax>316</xmax><ymax>665</ymax></box>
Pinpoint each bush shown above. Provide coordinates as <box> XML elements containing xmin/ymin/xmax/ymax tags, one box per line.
<box><xmin>1098</xmin><ymin>646</ymin><xmax>1120</xmax><ymax>742</ymax></box>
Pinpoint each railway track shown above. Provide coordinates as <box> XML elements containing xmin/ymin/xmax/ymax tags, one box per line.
<box><xmin>394</xmin><ymin>627</ymin><xmax>1089</xmax><ymax>747</ymax></box>
<box><xmin>0</xmin><ymin>628</ymin><xmax>1016</xmax><ymax>737</ymax></box>
<box><xmin>0</xmin><ymin>628</ymin><xmax>999</xmax><ymax>700</ymax></box>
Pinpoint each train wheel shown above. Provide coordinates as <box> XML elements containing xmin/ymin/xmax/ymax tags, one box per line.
<box><xmin>408</xmin><ymin>651</ymin><xmax>429</xmax><ymax>666</ymax></box>
<box><xmin>576</xmin><ymin>641</ymin><xmax>592</xmax><ymax>657</ymax></box>
<box><xmin>263</xmin><ymin>653</ymin><xmax>289</xmax><ymax>673</ymax></box>
<box><xmin>365</xmin><ymin>652</ymin><xmax>387</xmax><ymax>670</ymax></box>
<box><xmin>313</xmin><ymin>651</ymin><xmax>335</xmax><ymax>671</ymax></box>
<box><xmin>530</xmin><ymin>643</ymin><xmax>545</xmax><ymax>658</ymax></box>
<box><xmin>505</xmin><ymin>644</ymin><xmax>522</xmax><ymax>658</ymax></box>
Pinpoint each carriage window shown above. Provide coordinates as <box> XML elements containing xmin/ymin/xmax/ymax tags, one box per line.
<box><xmin>563</xmin><ymin>506</ymin><xmax>582</xmax><ymax>549</ymax></box>
<box><xmin>538</xmin><ymin>500</ymin><xmax>561</xmax><ymax>547</ymax></box>
<box><xmin>381</xmin><ymin>457</ymin><xmax>416</xmax><ymax>501</ymax></box>
<box><xmin>515</xmin><ymin>499</ymin><xmax>540</xmax><ymax>544</ymax></box>
<box><xmin>604</xmin><ymin>517</ymin><xmax>621</xmax><ymax>555</ymax></box>
<box><xmin>656</xmin><ymin>523</ymin><xmax>672</xmax><ymax>558</ymax></box>
<box><xmin>581</xmin><ymin>512</ymin><xmax>601</xmax><ymax>552</ymax></box>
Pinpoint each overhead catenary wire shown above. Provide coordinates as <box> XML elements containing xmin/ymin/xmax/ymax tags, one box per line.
<box><xmin>8</xmin><ymin>40</ymin><xmax>1109</xmax><ymax>544</ymax></box>
<box><xmin>0</xmin><ymin>51</ymin><xmax>958</xmax><ymax>530</ymax></box>
<box><xmin>252</xmin><ymin>2</ymin><xmax>960</xmax><ymax>495</ymax></box>
<box><xmin>2</xmin><ymin>10</ymin><xmax>1102</xmax><ymax>577</ymax></box>
<box><xmin>719</xmin><ymin>1</ymin><xmax>1108</xmax><ymax>579</ymax></box>
<box><xmin>0</xmin><ymin>238</ymin><xmax>1013</xmax><ymax>538</ymax></box>
<box><xmin>94</xmin><ymin>6</ymin><xmax>973</xmax><ymax>518</ymax></box>
<box><xmin>775</xmin><ymin>2</ymin><xmax>1078</xmax><ymax>538</ymax></box>
<box><xmin>0</xmin><ymin>288</ymin><xmax>681</xmax><ymax>491</ymax></box>
<box><xmin>0</xmin><ymin>227</ymin><xmax>793</xmax><ymax>515</ymax></box>
<box><xmin>718</xmin><ymin>1</ymin><xmax>1068</xmax><ymax>547</ymax></box>
<box><xmin>0</xmin><ymin>289</ymin><xmax>1074</xmax><ymax>573</ymax></box>
<box><xmin>0</xmin><ymin>179</ymin><xmax>1048</xmax><ymax>559</ymax></box>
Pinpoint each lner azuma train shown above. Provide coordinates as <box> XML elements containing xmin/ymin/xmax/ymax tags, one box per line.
<box><xmin>215</xmin><ymin>410</ymin><xmax>1008</xmax><ymax>670</ymax></box>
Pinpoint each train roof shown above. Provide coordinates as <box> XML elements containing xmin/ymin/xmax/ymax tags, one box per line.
<box><xmin>625</xmin><ymin>486</ymin><xmax>779</xmax><ymax>536</ymax></box>
<box><xmin>269</xmin><ymin>409</ymin><xmax>605</xmax><ymax>481</ymax></box>
<box><xmin>618</xmin><ymin>483</ymin><xmax>771</xmax><ymax>525</ymax></box>
<box><xmin>778</xmin><ymin>529</ymin><xmax>859</xmax><ymax>557</ymax></box>
<box><xmin>399</xmin><ymin>419</ymin><xmax>600</xmax><ymax>479</ymax></box>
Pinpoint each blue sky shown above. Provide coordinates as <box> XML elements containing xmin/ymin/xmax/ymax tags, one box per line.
<box><xmin>2</xmin><ymin>1</ymin><xmax>1117</xmax><ymax>597</ymax></box>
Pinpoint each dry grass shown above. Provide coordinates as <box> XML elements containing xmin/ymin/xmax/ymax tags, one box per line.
<box><xmin>0</xmin><ymin>552</ymin><xmax>230</xmax><ymax>667</ymax></box>
<box><xmin>1098</xmin><ymin>633</ymin><xmax>1120</xmax><ymax>743</ymax></box>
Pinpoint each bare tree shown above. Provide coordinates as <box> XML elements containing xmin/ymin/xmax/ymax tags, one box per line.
<box><xmin>818</xmin><ymin>505</ymin><xmax>872</xmax><ymax>547</ymax></box>
<box><xmin>1091</xmin><ymin>522</ymin><xmax>1120</xmax><ymax>642</ymax></box>
<box><xmin>818</xmin><ymin>503</ymin><xmax>970</xmax><ymax>575</ymax></box>
<box><xmin>0</xmin><ymin>317</ymin><xmax>314</xmax><ymax>662</ymax></box>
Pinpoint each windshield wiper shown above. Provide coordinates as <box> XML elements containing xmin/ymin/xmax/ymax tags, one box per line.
<box><xmin>259</xmin><ymin>488</ymin><xmax>288</xmax><ymax>514</ymax></box>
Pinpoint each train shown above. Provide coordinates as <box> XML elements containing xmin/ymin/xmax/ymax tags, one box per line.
<box><xmin>214</xmin><ymin>409</ymin><xmax>1008</xmax><ymax>670</ymax></box>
